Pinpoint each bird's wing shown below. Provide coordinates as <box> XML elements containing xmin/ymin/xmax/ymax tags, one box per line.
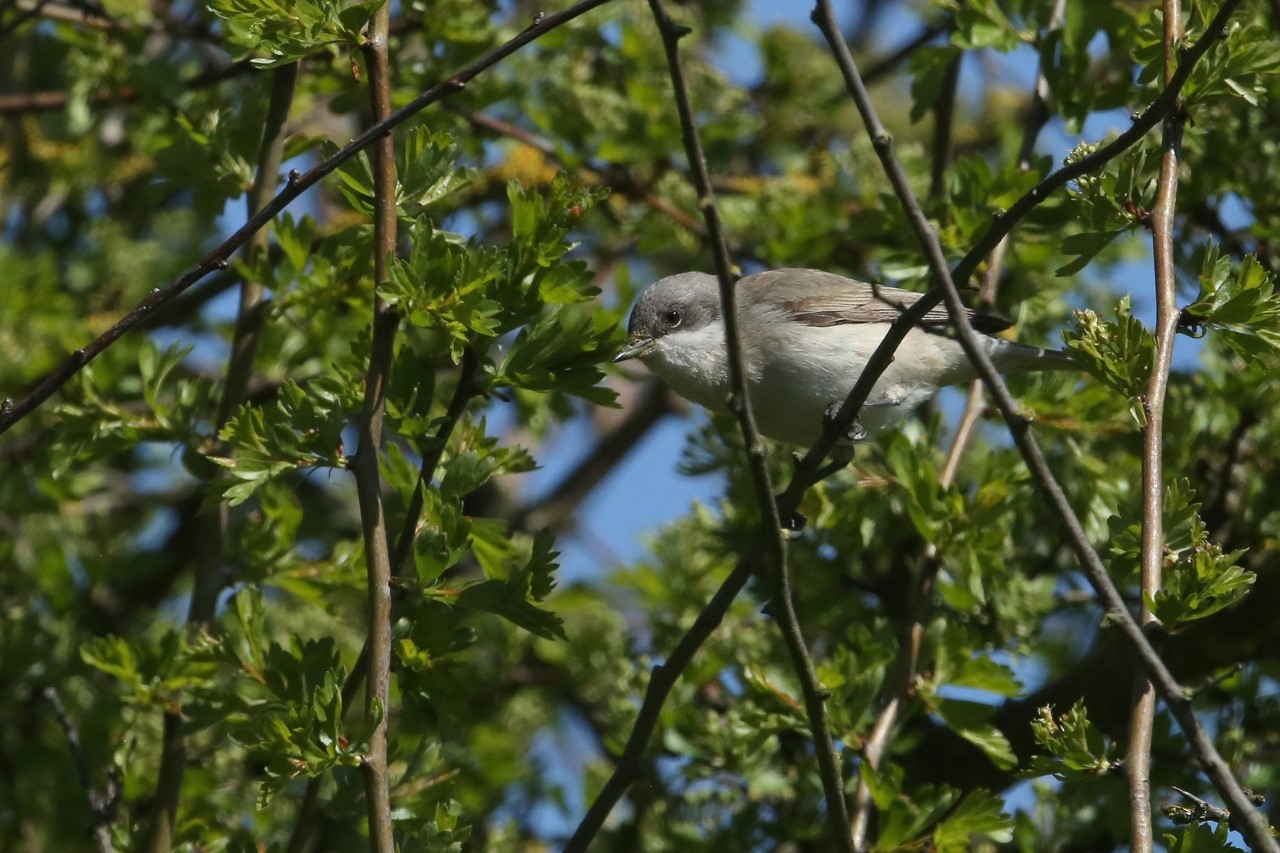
<box><xmin>740</xmin><ymin>268</ymin><xmax>1012</xmax><ymax>334</ymax></box>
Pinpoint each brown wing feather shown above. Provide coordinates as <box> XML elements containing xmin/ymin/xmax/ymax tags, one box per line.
<box><xmin>740</xmin><ymin>268</ymin><xmax>1012</xmax><ymax>334</ymax></box>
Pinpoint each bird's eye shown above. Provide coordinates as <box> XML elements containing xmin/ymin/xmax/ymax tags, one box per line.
<box><xmin>663</xmin><ymin>308</ymin><xmax>682</xmax><ymax>328</ymax></box>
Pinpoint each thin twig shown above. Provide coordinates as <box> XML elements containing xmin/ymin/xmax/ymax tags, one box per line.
<box><xmin>0</xmin><ymin>0</ymin><xmax>619</xmax><ymax>439</ymax></box>
<box><xmin>351</xmin><ymin>4</ymin><xmax>398</xmax><ymax>848</ymax></box>
<box><xmin>848</xmin><ymin>33</ymin><xmax>971</xmax><ymax>846</ymax></box>
<box><xmin>565</xmin><ymin>555</ymin><xmax>758</xmax><ymax>851</ymax></box>
<box><xmin>1129</xmin><ymin>3</ymin><xmax>1186</xmax><ymax>848</ymax></box>
<box><xmin>862</xmin><ymin>18</ymin><xmax>954</xmax><ymax>86</ymax></box>
<box><xmin>43</xmin><ymin>687</ymin><xmax>118</xmax><ymax>853</ymax></box>
<box><xmin>812</xmin><ymin>1</ymin><xmax>1275</xmax><ymax>848</ymax></box>
<box><xmin>571</xmin><ymin>4</ymin><xmax>856</xmax><ymax>850</ymax></box>
<box><xmin>646</xmin><ymin>2</ymin><xmax>853</xmax><ymax>849</ymax></box>
<box><xmin>144</xmin><ymin>61</ymin><xmax>299</xmax><ymax>853</ymax></box>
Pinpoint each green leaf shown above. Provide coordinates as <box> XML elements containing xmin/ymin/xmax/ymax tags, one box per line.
<box><xmin>1162</xmin><ymin>821</ymin><xmax>1245</xmax><ymax>852</ymax></box>
<box><xmin>454</xmin><ymin>579</ymin><xmax>565</xmax><ymax>640</ymax></box>
<box><xmin>908</xmin><ymin>46</ymin><xmax>963</xmax><ymax>123</ymax></box>
<box><xmin>1024</xmin><ymin>700</ymin><xmax>1118</xmax><ymax>779</ymax></box>
<box><xmin>933</xmin><ymin>790</ymin><xmax>1013</xmax><ymax>852</ymax></box>
<box><xmin>208</xmin><ymin>0</ymin><xmax>385</xmax><ymax>67</ymax></box>
<box><xmin>1062</xmin><ymin>296</ymin><xmax>1154</xmax><ymax>425</ymax></box>
<box><xmin>1183</xmin><ymin>246</ymin><xmax>1280</xmax><ymax>356</ymax></box>
<box><xmin>397</xmin><ymin>128</ymin><xmax>474</xmax><ymax>217</ymax></box>
<box><xmin>1056</xmin><ymin>229</ymin><xmax>1127</xmax><ymax>275</ymax></box>
<box><xmin>208</xmin><ymin>380</ymin><xmax>348</xmax><ymax>507</ymax></box>
<box><xmin>1108</xmin><ymin>480</ymin><xmax>1255</xmax><ymax>629</ymax></box>
<box><xmin>927</xmin><ymin>694</ymin><xmax>1018</xmax><ymax>770</ymax></box>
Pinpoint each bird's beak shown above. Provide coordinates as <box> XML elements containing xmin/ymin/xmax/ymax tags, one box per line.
<box><xmin>614</xmin><ymin>335</ymin><xmax>657</xmax><ymax>363</ymax></box>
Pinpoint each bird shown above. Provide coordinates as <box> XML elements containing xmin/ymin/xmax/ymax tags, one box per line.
<box><xmin>614</xmin><ymin>268</ymin><xmax>1077</xmax><ymax>446</ymax></box>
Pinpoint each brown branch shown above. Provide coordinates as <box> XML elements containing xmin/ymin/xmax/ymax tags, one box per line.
<box><xmin>285</xmin><ymin>350</ymin><xmax>482</xmax><ymax>853</ymax></box>
<box><xmin>1129</xmin><ymin>3</ymin><xmax>1186</xmax><ymax>848</ymax></box>
<box><xmin>569</xmin><ymin>4</ymin><xmax>854</xmax><ymax>850</ymax></box>
<box><xmin>450</xmin><ymin>107</ymin><xmax>708</xmax><ymax>237</ymax></box>
<box><xmin>862</xmin><ymin>18</ymin><xmax>953</xmax><ymax>85</ymax></box>
<box><xmin>811</xmin><ymin>1</ymin><xmax>1276</xmax><ymax>848</ymax></box>
<box><xmin>565</xmin><ymin>554</ymin><xmax>758</xmax><ymax>851</ymax></box>
<box><xmin>352</xmin><ymin>4</ymin><xmax>397</xmax><ymax>848</ymax></box>
<box><xmin>0</xmin><ymin>0</ymin><xmax>620</xmax><ymax>440</ymax></box>
<box><xmin>928</xmin><ymin>54</ymin><xmax>962</xmax><ymax>203</ymax></box>
<box><xmin>646</xmin><ymin>2</ymin><xmax>853</xmax><ymax>848</ymax></box>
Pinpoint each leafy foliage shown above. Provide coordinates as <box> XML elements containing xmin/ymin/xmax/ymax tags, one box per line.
<box><xmin>3</xmin><ymin>0</ymin><xmax>1280</xmax><ymax>849</ymax></box>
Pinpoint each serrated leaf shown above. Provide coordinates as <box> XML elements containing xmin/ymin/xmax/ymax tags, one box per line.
<box><xmin>934</xmin><ymin>790</ymin><xmax>1013</xmax><ymax>853</ymax></box>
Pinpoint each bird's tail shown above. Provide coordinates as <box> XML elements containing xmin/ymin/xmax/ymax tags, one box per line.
<box><xmin>986</xmin><ymin>338</ymin><xmax>1079</xmax><ymax>374</ymax></box>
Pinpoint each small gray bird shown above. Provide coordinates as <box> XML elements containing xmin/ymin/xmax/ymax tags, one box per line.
<box><xmin>614</xmin><ymin>268</ymin><xmax>1077</xmax><ymax>446</ymax></box>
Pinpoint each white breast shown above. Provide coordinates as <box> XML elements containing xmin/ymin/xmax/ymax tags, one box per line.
<box><xmin>642</xmin><ymin>316</ymin><xmax>972</xmax><ymax>446</ymax></box>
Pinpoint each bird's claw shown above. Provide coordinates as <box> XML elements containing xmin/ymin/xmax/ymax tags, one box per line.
<box><xmin>823</xmin><ymin>403</ymin><xmax>867</xmax><ymax>442</ymax></box>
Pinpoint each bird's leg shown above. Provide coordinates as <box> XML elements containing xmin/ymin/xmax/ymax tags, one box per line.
<box><xmin>863</xmin><ymin>385</ymin><xmax>905</xmax><ymax>409</ymax></box>
<box><xmin>821</xmin><ymin>387</ymin><xmax>904</xmax><ymax>443</ymax></box>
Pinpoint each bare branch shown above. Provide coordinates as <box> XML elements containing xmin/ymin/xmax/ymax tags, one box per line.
<box><xmin>646</xmin><ymin>2</ymin><xmax>854</xmax><ymax>849</ymax></box>
<box><xmin>0</xmin><ymin>60</ymin><xmax>255</xmax><ymax>116</ymax></box>
<box><xmin>565</xmin><ymin>556</ymin><xmax>757</xmax><ymax>851</ymax></box>
<box><xmin>451</xmin><ymin>107</ymin><xmax>708</xmax><ymax>237</ymax></box>
<box><xmin>285</xmin><ymin>349</ymin><xmax>482</xmax><ymax>852</ymax></box>
<box><xmin>570</xmin><ymin>4</ymin><xmax>856</xmax><ymax>849</ymax></box>
<box><xmin>0</xmin><ymin>0</ymin><xmax>619</xmax><ymax>440</ymax></box>
<box><xmin>351</xmin><ymin>4</ymin><xmax>398</xmax><ymax>847</ymax></box>
<box><xmin>928</xmin><ymin>54</ymin><xmax>962</xmax><ymax>203</ymax></box>
<box><xmin>1129</xmin><ymin>2</ymin><xmax>1187</xmax><ymax>848</ymax></box>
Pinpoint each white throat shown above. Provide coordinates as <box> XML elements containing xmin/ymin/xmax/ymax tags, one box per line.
<box><xmin>642</xmin><ymin>324</ymin><xmax>737</xmax><ymax>411</ymax></box>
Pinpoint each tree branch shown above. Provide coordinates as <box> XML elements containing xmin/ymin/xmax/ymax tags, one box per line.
<box><xmin>569</xmin><ymin>4</ymin><xmax>856</xmax><ymax>850</ymax></box>
<box><xmin>928</xmin><ymin>54</ymin><xmax>962</xmax><ymax>203</ymax></box>
<box><xmin>0</xmin><ymin>60</ymin><xmax>256</xmax><ymax>116</ymax></box>
<box><xmin>450</xmin><ymin>107</ymin><xmax>708</xmax><ymax>237</ymax></box>
<box><xmin>0</xmin><ymin>0</ymin><xmax>619</xmax><ymax>440</ymax></box>
<box><xmin>811</xmin><ymin>1</ymin><xmax>1276</xmax><ymax>848</ymax></box>
<box><xmin>284</xmin><ymin>350</ymin><xmax>481</xmax><ymax>853</ymax></box>
<box><xmin>565</xmin><ymin>554</ymin><xmax>758</xmax><ymax>851</ymax></box>
<box><xmin>1129</xmin><ymin>3</ymin><xmax>1187</xmax><ymax>848</ymax></box>
<box><xmin>644</xmin><ymin>2</ymin><xmax>854</xmax><ymax>849</ymax></box>
<box><xmin>351</xmin><ymin>4</ymin><xmax>398</xmax><ymax>847</ymax></box>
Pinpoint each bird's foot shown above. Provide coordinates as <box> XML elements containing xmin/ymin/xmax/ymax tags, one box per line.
<box><xmin>823</xmin><ymin>403</ymin><xmax>867</xmax><ymax>442</ymax></box>
<box><xmin>864</xmin><ymin>386</ymin><xmax>905</xmax><ymax>408</ymax></box>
